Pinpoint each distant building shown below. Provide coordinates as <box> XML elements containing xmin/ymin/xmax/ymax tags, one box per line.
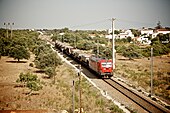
<box><xmin>107</xmin><ymin>28</ymin><xmax>114</xmax><ymax>34</ymax></box>
<box><xmin>59</xmin><ymin>33</ymin><xmax>65</xmax><ymax>36</ymax></box>
<box><xmin>105</xmin><ymin>29</ymin><xmax>134</xmax><ymax>39</ymax></box>
<box><xmin>141</xmin><ymin>29</ymin><xmax>153</xmax><ymax>37</ymax></box>
<box><xmin>89</xmin><ymin>34</ymin><xmax>96</xmax><ymax>38</ymax></box>
<box><xmin>105</xmin><ymin>34</ymin><xmax>112</xmax><ymax>39</ymax></box>
<box><xmin>136</xmin><ymin>36</ymin><xmax>151</xmax><ymax>45</ymax></box>
<box><xmin>152</xmin><ymin>28</ymin><xmax>170</xmax><ymax>38</ymax></box>
<box><xmin>89</xmin><ymin>34</ymin><xmax>104</xmax><ymax>38</ymax></box>
<box><xmin>115</xmin><ymin>30</ymin><xmax>134</xmax><ymax>39</ymax></box>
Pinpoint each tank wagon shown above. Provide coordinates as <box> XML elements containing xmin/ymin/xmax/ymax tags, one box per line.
<box><xmin>55</xmin><ymin>41</ymin><xmax>113</xmax><ymax>78</ymax></box>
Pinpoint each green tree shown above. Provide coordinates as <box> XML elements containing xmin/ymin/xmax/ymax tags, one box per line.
<box><xmin>130</xmin><ymin>29</ymin><xmax>141</xmax><ymax>37</ymax></box>
<box><xmin>45</xmin><ymin>67</ymin><xmax>56</xmax><ymax>78</ymax></box>
<box><xmin>16</xmin><ymin>72</ymin><xmax>42</xmax><ymax>94</ymax></box>
<box><xmin>114</xmin><ymin>30</ymin><xmax>121</xmax><ymax>34</ymax></box>
<box><xmin>35</xmin><ymin>52</ymin><xmax>62</xmax><ymax>70</ymax></box>
<box><xmin>155</xmin><ymin>21</ymin><xmax>162</xmax><ymax>29</ymax></box>
<box><xmin>122</xmin><ymin>44</ymin><xmax>143</xmax><ymax>59</ymax></box>
<box><xmin>127</xmin><ymin>36</ymin><xmax>132</xmax><ymax>43</ymax></box>
<box><xmin>9</xmin><ymin>45</ymin><xmax>30</xmax><ymax>61</ymax></box>
<box><xmin>0</xmin><ymin>36</ymin><xmax>12</xmax><ymax>56</ymax></box>
<box><xmin>16</xmin><ymin>72</ymin><xmax>38</xmax><ymax>83</ymax></box>
<box><xmin>33</xmin><ymin>43</ymin><xmax>51</xmax><ymax>56</ymax></box>
<box><xmin>26</xmin><ymin>81</ymin><xmax>42</xmax><ymax>94</ymax></box>
<box><xmin>51</xmin><ymin>34</ymin><xmax>59</xmax><ymax>43</ymax></box>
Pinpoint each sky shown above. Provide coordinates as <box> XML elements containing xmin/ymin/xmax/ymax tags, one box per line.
<box><xmin>0</xmin><ymin>0</ymin><xmax>170</xmax><ymax>30</ymax></box>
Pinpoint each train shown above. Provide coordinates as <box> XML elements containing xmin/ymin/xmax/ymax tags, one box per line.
<box><xmin>54</xmin><ymin>40</ymin><xmax>113</xmax><ymax>78</ymax></box>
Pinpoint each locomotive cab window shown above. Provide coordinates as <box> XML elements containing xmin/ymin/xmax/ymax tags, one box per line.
<box><xmin>101</xmin><ymin>62</ymin><xmax>112</xmax><ymax>68</ymax></box>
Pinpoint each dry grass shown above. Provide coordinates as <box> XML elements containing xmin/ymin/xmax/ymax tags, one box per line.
<box><xmin>115</xmin><ymin>53</ymin><xmax>170</xmax><ymax>103</ymax></box>
<box><xmin>0</xmin><ymin>54</ymin><xmax>123</xmax><ymax>113</ymax></box>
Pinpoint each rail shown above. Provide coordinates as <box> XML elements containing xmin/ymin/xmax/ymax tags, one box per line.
<box><xmin>103</xmin><ymin>78</ymin><xmax>170</xmax><ymax>113</ymax></box>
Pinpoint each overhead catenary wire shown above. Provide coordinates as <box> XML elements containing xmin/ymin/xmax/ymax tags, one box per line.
<box><xmin>68</xmin><ymin>18</ymin><xmax>156</xmax><ymax>30</ymax></box>
<box><xmin>69</xmin><ymin>18</ymin><xmax>110</xmax><ymax>29</ymax></box>
<box><xmin>116</xmin><ymin>18</ymin><xmax>155</xmax><ymax>26</ymax></box>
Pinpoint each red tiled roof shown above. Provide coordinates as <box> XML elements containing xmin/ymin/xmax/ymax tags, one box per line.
<box><xmin>156</xmin><ymin>29</ymin><xmax>170</xmax><ymax>31</ymax></box>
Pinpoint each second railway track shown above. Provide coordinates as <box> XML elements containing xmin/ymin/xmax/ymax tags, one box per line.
<box><xmin>103</xmin><ymin>78</ymin><xmax>169</xmax><ymax>113</ymax></box>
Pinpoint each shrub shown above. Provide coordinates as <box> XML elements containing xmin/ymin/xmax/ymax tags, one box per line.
<box><xmin>44</xmin><ymin>67</ymin><xmax>56</xmax><ymax>78</ymax></box>
<box><xmin>29</xmin><ymin>63</ymin><xmax>34</xmax><ymax>67</ymax></box>
<box><xmin>34</xmin><ymin>52</ymin><xmax>62</xmax><ymax>70</ymax></box>
<box><xmin>16</xmin><ymin>72</ymin><xmax>42</xmax><ymax>94</ymax></box>
<box><xmin>26</xmin><ymin>81</ymin><xmax>42</xmax><ymax>92</ymax></box>
<box><xmin>16</xmin><ymin>72</ymin><xmax>38</xmax><ymax>83</ymax></box>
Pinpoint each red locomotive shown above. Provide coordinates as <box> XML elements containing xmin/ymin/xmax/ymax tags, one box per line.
<box><xmin>89</xmin><ymin>55</ymin><xmax>112</xmax><ymax>78</ymax></box>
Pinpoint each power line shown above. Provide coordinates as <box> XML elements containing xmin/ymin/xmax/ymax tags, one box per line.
<box><xmin>69</xmin><ymin>18</ymin><xmax>110</xmax><ymax>29</ymax></box>
<box><xmin>68</xmin><ymin>18</ymin><xmax>155</xmax><ymax>29</ymax></box>
<box><xmin>116</xmin><ymin>18</ymin><xmax>155</xmax><ymax>26</ymax></box>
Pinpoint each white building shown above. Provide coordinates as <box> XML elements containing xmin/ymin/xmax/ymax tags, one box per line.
<box><xmin>115</xmin><ymin>30</ymin><xmax>134</xmax><ymax>39</ymax></box>
<box><xmin>152</xmin><ymin>29</ymin><xmax>170</xmax><ymax>38</ymax></box>
<box><xmin>105</xmin><ymin>29</ymin><xmax>134</xmax><ymax>39</ymax></box>
<box><xmin>137</xmin><ymin>36</ymin><xmax>151</xmax><ymax>45</ymax></box>
<box><xmin>141</xmin><ymin>29</ymin><xmax>153</xmax><ymax>37</ymax></box>
<box><xmin>105</xmin><ymin>34</ymin><xmax>112</xmax><ymax>39</ymax></box>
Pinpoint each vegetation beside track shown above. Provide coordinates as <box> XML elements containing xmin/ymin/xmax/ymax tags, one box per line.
<box><xmin>49</xmin><ymin>28</ymin><xmax>170</xmax><ymax>102</ymax></box>
<box><xmin>0</xmin><ymin>29</ymin><xmax>124</xmax><ymax>112</ymax></box>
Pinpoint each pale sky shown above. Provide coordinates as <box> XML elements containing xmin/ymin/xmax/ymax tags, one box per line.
<box><xmin>0</xmin><ymin>0</ymin><xmax>170</xmax><ymax>30</ymax></box>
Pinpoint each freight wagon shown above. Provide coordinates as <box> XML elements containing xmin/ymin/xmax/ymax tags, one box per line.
<box><xmin>55</xmin><ymin>41</ymin><xmax>113</xmax><ymax>78</ymax></box>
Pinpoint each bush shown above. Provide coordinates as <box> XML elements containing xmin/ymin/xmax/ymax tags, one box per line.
<box><xmin>44</xmin><ymin>67</ymin><xmax>56</xmax><ymax>78</ymax></box>
<box><xmin>16</xmin><ymin>72</ymin><xmax>38</xmax><ymax>83</ymax></box>
<box><xmin>26</xmin><ymin>81</ymin><xmax>42</xmax><ymax>92</ymax></box>
<box><xmin>16</xmin><ymin>72</ymin><xmax>42</xmax><ymax>94</ymax></box>
<box><xmin>117</xmin><ymin>44</ymin><xmax>143</xmax><ymax>59</ymax></box>
<box><xmin>34</xmin><ymin>52</ymin><xmax>62</xmax><ymax>69</ymax></box>
<box><xmin>29</xmin><ymin>63</ymin><xmax>34</xmax><ymax>67</ymax></box>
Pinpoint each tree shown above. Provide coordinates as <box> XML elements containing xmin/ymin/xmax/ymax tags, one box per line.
<box><xmin>127</xmin><ymin>36</ymin><xmax>132</xmax><ymax>43</ymax></box>
<box><xmin>34</xmin><ymin>52</ymin><xmax>62</xmax><ymax>70</ymax></box>
<box><xmin>51</xmin><ymin>34</ymin><xmax>59</xmax><ymax>43</ymax></box>
<box><xmin>122</xmin><ymin>44</ymin><xmax>143</xmax><ymax>59</ymax></box>
<box><xmin>44</xmin><ymin>67</ymin><xmax>56</xmax><ymax>78</ymax></box>
<box><xmin>26</xmin><ymin>81</ymin><xmax>42</xmax><ymax>94</ymax></box>
<box><xmin>16</xmin><ymin>72</ymin><xmax>42</xmax><ymax>94</ymax></box>
<box><xmin>155</xmin><ymin>21</ymin><xmax>162</xmax><ymax>29</ymax></box>
<box><xmin>33</xmin><ymin>43</ymin><xmax>51</xmax><ymax>56</ymax></box>
<box><xmin>114</xmin><ymin>30</ymin><xmax>121</xmax><ymax>35</ymax></box>
<box><xmin>0</xmin><ymin>36</ymin><xmax>12</xmax><ymax>56</ymax></box>
<box><xmin>9</xmin><ymin>45</ymin><xmax>30</xmax><ymax>61</ymax></box>
<box><xmin>130</xmin><ymin>29</ymin><xmax>141</xmax><ymax>37</ymax></box>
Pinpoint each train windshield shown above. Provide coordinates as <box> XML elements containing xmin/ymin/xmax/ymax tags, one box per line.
<box><xmin>101</xmin><ymin>62</ymin><xmax>112</xmax><ymax>68</ymax></box>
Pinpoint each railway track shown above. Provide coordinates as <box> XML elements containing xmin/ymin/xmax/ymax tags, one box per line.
<box><xmin>103</xmin><ymin>78</ymin><xmax>170</xmax><ymax>113</ymax></box>
<box><xmin>45</xmin><ymin>36</ymin><xmax>170</xmax><ymax>113</ymax></box>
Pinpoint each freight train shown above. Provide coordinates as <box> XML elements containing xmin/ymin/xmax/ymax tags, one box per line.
<box><xmin>55</xmin><ymin>40</ymin><xmax>113</xmax><ymax>78</ymax></box>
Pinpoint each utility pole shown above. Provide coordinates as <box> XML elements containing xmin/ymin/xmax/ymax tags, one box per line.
<box><xmin>72</xmin><ymin>80</ymin><xmax>75</xmax><ymax>113</ymax></box>
<box><xmin>4</xmin><ymin>23</ymin><xmax>9</xmax><ymax>38</ymax></box>
<box><xmin>97</xmin><ymin>40</ymin><xmax>99</xmax><ymax>58</ymax></box>
<box><xmin>75</xmin><ymin>36</ymin><xmax>77</xmax><ymax>49</ymax></box>
<box><xmin>112</xmin><ymin>18</ymin><xmax>116</xmax><ymax>76</ymax></box>
<box><xmin>4</xmin><ymin>22</ymin><xmax>14</xmax><ymax>38</ymax></box>
<box><xmin>78</xmin><ymin>65</ymin><xmax>82</xmax><ymax>113</ymax></box>
<box><xmin>150</xmin><ymin>48</ymin><xmax>154</xmax><ymax>96</ymax></box>
<box><xmin>10</xmin><ymin>23</ymin><xmax>14</xmax><ymax>38</ymax></box>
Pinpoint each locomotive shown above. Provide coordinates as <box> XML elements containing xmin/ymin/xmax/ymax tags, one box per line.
<box><xmin>55</xmin><ymin>40</ymin><xmax>113</xmax><ymax>78</ymax></box>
